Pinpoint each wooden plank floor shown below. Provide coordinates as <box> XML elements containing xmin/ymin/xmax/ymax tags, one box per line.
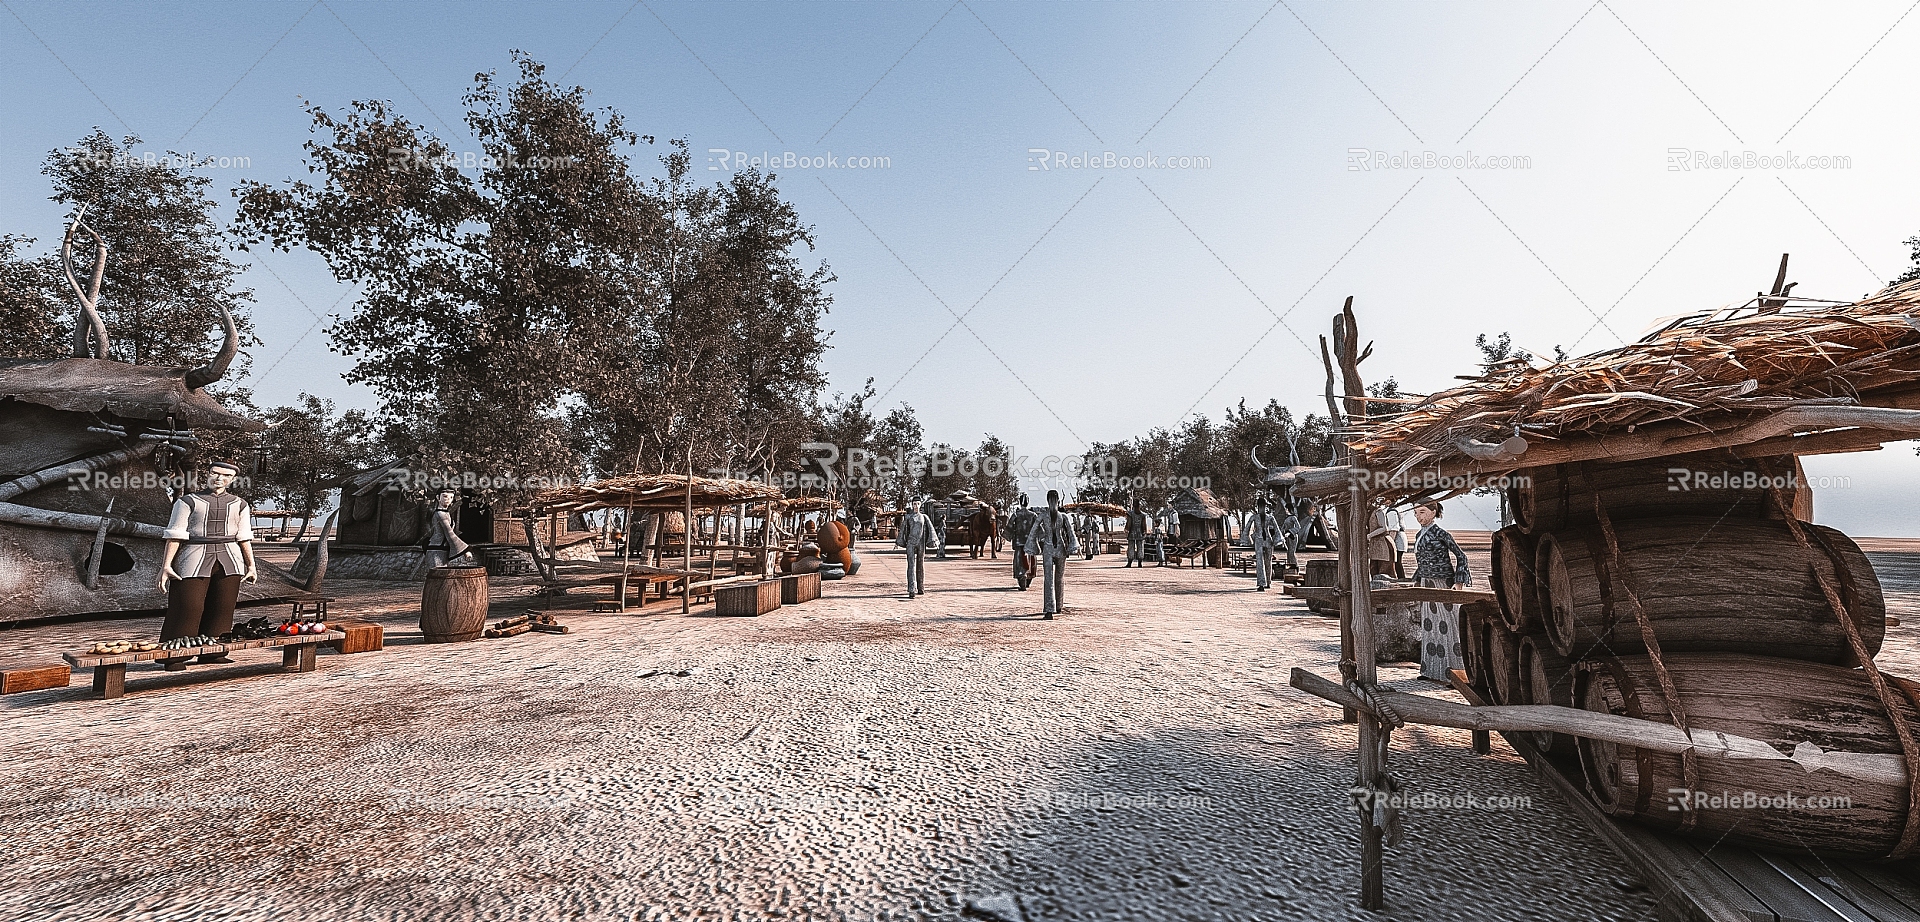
<box><xmin>1448</xmin><ymin>672</ymin><xmax>1920</xmax><ymax>922</ymax></box>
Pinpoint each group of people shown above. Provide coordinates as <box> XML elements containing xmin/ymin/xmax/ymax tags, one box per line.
<box><xmin>1122</xmin><ymin>501</ymin><xmax>1181</xmax><ymax>567</ymax></box>
<box><xmin>895</xmin><ymin>491</ymin><xmax>1078</xmax><ymax>618</ymax></box>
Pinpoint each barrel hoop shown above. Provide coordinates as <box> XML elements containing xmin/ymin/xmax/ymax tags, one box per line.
<box><xmin>1594</xmin><ymin>655</ymin><xmax>1660</xmax><ymax>818</ymax></box>
<box><xmin>1761</xmin><ymin>458</ymin><xmax>1920</xmax><ymax>861</ymax></box>
<box><xmin>1576</xmin><ymin>528</ymin><xmax>1620</xmax><ymax>638</ymax></box>
<box><xmin>1580</xmin><ymin>463</ymin><xmax>1700</xmax><ymax>832</ymax></box>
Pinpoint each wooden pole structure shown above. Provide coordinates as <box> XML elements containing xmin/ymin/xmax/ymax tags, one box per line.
<box><xmin>683</xmin><ymin>460</ymin><xmax>694</xmax><ymax>615</ymax></box>
<box><xmin>1329</xmin><ymin>297</ymin><xmax>1388</xmax><ymax>911</ymax></box>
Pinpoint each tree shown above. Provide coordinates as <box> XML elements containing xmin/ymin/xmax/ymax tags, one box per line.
<box><xmin>808</xmin><ymin>379</ymin><xmax>878</xmax><ymax>503</ymax></box>
<box><xmin>565</xmin><ymin>138</ymin><xmax>832</xmax><ymax>486</ymax></box>
<box><xmin>869</xmin><ymin>404</ymin><xmax>924</xmax><ymax>507</ymax></box>
<box><xmin>0</xmin><ymin>235</ymin><xmax>67</xmax><ymax>359</ymax></box>
<box><xmin>253</xmin><ymin>394</ymin><xmax>380</xmax><ymax>538</ymax></box>
<box><xmin>41</xmin><ymin>131</ymin><xmax>257</xmax><ymax>371</ymax></box>
<box><xmin>972</xmin><ymin>434</ymin><xmax>1019</xmax><ymax>510</ymax></box>
<box><xmin>235</xmin><ymin>54</ymin><xmax>659</xmax><ymax>494</ymax></box>
<box><xmin>1897</xmin><ymin>233</ymin><xmax>1920</xmax><ymax>286</ymax></box>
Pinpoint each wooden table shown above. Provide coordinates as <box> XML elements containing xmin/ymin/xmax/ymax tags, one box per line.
<box><xmin>62</xmin><ymin>632</ymin><xmax>343</xmax><ymax>700</ymax></box>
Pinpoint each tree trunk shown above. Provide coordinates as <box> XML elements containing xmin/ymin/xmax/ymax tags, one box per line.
<box><xmin>1536</xmin><ymin>516</ymin><xmax>1885</xmax><ymax>663</ymax></box>
<box><xmin>1577</xmin><ymin>653</ymin><xmax>1919</xmax><ymax>857</ymax></box>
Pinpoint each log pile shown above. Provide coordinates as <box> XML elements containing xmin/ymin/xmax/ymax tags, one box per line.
<box><xmin>1463</xmin><ymin>455</ymin><xmax>1920</xmax><ymax>858</ymax></box>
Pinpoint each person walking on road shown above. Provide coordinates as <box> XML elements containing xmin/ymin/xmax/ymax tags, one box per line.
<box><xmin>1005</xmin><ymin>495</ymin><xmax>1037</xmax><ymax>590</ymax></box>
<box><xmin>1250</xmin><ymin>493</ymin><xmax>1282</xmax><ymax>591</ymax></box>
<box><xmin>896</xmin><ymin>500</ymin><xmax>938</xmax><ymax>599</ymax></box>
<box><xmin>1025</xmin><ymin>490</ymin><xmax>1079</xmax><ymax>619</ymax></box>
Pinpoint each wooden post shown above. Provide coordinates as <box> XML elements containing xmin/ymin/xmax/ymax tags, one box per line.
<box><xmin>1348</xmin><ymin>466</ymin><xmax>1384</xmax><ymax>911</ymax></box>
<box><xmin>683</xmin><ymin>470</ymin><xmax>694</xmax><ymax>614</ymax></box>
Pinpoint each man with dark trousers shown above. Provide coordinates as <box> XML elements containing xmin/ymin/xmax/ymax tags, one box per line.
<box><xmin>156</xmin><ymin>461</ymin><xmax>258</xmax><ymax>668</ymax></box>
<box><xmin>1125</xmin><ymin>496</ymin><xmax>1148</xmax><ymax>568</ymax></box>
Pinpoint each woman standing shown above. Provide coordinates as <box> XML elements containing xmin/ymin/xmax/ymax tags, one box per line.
<box><xmin>1410</xmin><ymin>499</ymin><xmax>1471</xmax><ymax>680</ymax></box>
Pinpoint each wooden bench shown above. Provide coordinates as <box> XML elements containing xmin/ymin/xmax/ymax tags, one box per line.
<box><xmin>62</xmin><ymin>632</ymin><xmax>343</xmax><ymax>700</ymax></box>
<box><xmin>595</xmin><ymin>573</ymin><xmax>682</xmax><ymax>611</ymax></box>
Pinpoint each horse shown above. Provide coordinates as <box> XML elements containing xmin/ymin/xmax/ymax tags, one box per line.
<box><xmin>966</xmin><ymin>505</ymin><xmax>999</xmax><ymax>559</ymax></box>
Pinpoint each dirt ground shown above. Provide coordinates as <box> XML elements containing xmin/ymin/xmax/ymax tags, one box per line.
<box><xmin>3</xmin><ymin>534</ymin><xmax>1917</xmax><ymax>922</ymax></box>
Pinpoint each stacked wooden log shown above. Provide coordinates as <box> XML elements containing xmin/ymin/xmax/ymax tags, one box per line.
<box><xmin>1468</xmin><ymin>453</ymin><xmax>1918</xmax><ymax>859</ymax></box>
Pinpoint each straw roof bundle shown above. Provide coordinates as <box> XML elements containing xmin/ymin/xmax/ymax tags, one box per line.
<box><xmin>772</xmin><ymin>496</ymin><xmax>842</xmax><ymax>514</ymax></box>
<box><xmin>532</xmin><ymin>473</ymin><xmax>783</xmax><ymax>513</ymax></box>
<box><xmin>1348</xmin><ymin>282</ymin><xmax>1920</xmax><ymax>491</ymax></box>
<box><xmin>1061</xmin><ymin>501</ymin><xmax>1128</xmax><ymax>518</ymax></box>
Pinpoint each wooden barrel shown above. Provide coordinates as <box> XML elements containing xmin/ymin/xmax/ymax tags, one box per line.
<box><xmin>1304</xmin><ymin>558</ymin><xmax>1340</xmax><ymax>614</ymax></box>
<box><xmin>1535</xmin><ymin>516</ymin><xmax>1883</xmax><ymax>662</ymax></box>
<box><xmin>1516</xmin><ymin>633</ymin><xmax>1576</xmax><ymax>757</ymax></box>
<box><xmin>420</xmin><ymin>566</ymin><xmax>489</xmax><ymax>643</ymax></box>
<box><xmin>1576</xmin><ymin>653</ymin><xmax>1919</xmax><ymax>857</ymax></box>
<box><xmin>1485</xmin><ymin>626</ymin><xmax>1526</xmax><ymax>707</ymax></box>
<box><xmin>1491</xmin><ymin>526</ymin><xmax>1541</xmax><ymax>633</ymax></box>
<box><xmin>1514</xmin><ymin>453</ymin><xmax>1794</xmax><ymax>535</ymax></box>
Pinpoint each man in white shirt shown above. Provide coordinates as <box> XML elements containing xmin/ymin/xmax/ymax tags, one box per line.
<box><xmin>895</xmin><ymin>500</ymin><xmax>938</xmax><ymax>599</ymax></box>
<box><xmin>157</xmin><ymin>461</ymin><xmax>258</xmax><ymax>667</ymax></box>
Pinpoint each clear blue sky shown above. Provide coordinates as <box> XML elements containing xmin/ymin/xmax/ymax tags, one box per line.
<box><xmin>3</xmin><ymin>1</ymin><xmax>1916</xmax><ymax>533</ymax></box>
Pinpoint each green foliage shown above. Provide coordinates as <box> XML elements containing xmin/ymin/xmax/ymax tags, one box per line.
<box><xmin>252</xmin><ymin>394</ymin><xmax>381</xmax><ymax>531</ymax></box>
<box><xmin>0</xmin><ymin>235</ymin><xmax>67</xmax><ymax>359</ymax></box>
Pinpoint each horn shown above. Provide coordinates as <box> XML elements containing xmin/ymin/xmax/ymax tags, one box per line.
<box><xmin>1251</xmin><ymin>445</ymin><xmax>1266</xmax><ymax>471</ymax></box>
<box><xmin>185</xmin><ymin>303</ymin><xmax>239</xmax><ymax>390</ymax></box>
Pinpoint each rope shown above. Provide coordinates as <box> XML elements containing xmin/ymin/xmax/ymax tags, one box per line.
<box><xmin>1758</xmin><ymin>457</ymin><xmax>1920</xmax><ymax>860</ymax></box>
<box><xmin>1580</xmin><ymin>463</ymin><xmax>1701</xmax><ymax>832</ymax></box>
<box><xmin>1345</xmin><ymin>679</ymin><xmax>1406</xmax><ymax>729</ymax></box>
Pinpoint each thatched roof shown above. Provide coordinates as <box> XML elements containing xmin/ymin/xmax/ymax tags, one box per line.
<box><xmin>772</xmin><ymin>496</ymin><xmax>841</xmax><ymax>514</ymax></box>
<box><xmin>532</xmin><ymin>473</ymin><xmax>782</xmax><ymax>513</ymax></box>
<box><xmin>1170</xmin><ymin>487</ymin><xmax>1226</xmax><ymax>519</ymax></box>
<box><xmin>1341</xmin><ymin>281</ymin><xmax>1920</xmax><ymax>497</ymax></box>
<box><xmin>0</xmin><ymin>357</ymin><xmax>264</xmax><ymax>431</ymax></box>
<box><xmin>1061</xmin><ymin>501</ymin><xmax>1127</xmax><ymax>518</ymax></box>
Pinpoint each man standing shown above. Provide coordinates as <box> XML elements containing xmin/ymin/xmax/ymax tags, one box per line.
<box><xmin>1025</xmin><ymin>490</ymin><xmax>1079</xmax><ymax>619</ymax></box>
<box><xmin>1151</xmin><ymin>503</ymin><xmax>1177</xmax><ymax>566</ymax></box>
<box><xmin>1125</xmin><ymin>497</ymin><xmax>1148</xmax><ymax>568</ymax></box>
<box><xmin>1079</xmin><ymin>513</ymin><xmax>1100</xmax><ymax>560</ymax></box>
<box><xmin>895</xmin><ymin>500</ymin><xmax>938</xmax><ymax>599</ymax></box>
<box><xmin>156</xmin><ymin>461</ymin><xmax>258</xmax><ymax>668</ymax></box>
<box><xmin>1250</xmin><ymin>492</ymin><xmax>1283</xmax><ymax>591</ymax></box>
<box><xmin>421</xmin><ymin>489</ymin><xmax>471</xmax><ymax>570</ymax></box>
<box><xmin>1005</xmin><ymin>495</ymin><xmax>1037</xmax><ymax>590</ymax></box>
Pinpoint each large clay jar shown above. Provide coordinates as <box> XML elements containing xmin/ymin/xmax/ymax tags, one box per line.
<box><xmin>778</xmin><ymin>550</ymin><xmax>798</xmax><ymax>575</ymax></box>
<box><xmin>794</xmin><ymin>543</ymin><xmax>822</xmax><ymax>574</ymax></box>
<box><xmin>818</xmin><ymin>521</ymin><xmax>850</xmax><ymax>556</ymax></box>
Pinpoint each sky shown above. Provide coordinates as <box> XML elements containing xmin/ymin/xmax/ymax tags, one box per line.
<box><xmin>2</xmin><ymin>1</ymin><xmax>1917</xmax><ymax>535</ymax></box>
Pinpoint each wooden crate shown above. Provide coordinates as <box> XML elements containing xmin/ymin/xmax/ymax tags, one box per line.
<box><xmin>1</xmin><ymin>664</ymin><xmax>71</xmax><ymax>694</ymax></box>
<box><xmin>716</xmin><ymin>580</ymin><xmax>781</xmax><ymax>617</ymax></box>
<box><xmin>781</xmin><ymin>572</ymin><xmax>821</xmax><ymax>604</ymax></box>
<box><xmin>327</xmin><ymin>621</ymin><xmax>384</xmax><ymax>654</ymax></box>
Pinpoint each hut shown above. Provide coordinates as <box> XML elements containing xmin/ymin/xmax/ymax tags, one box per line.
<box><xmin>0</xmin><ymin>299</ymin><xmax>281</xmax><ymax>620</ymax></box>
<box><xmin>1168</xmin><ymin>487</ymin><xmax>1228</xmax><ymax>566</ymax></box>
<box><xmin>1286</xmin><ymin>273</ymin><xmax>1920</xmax><ymax>913</ymax></box>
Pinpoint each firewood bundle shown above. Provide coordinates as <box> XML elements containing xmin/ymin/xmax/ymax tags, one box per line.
<box><xmin>484</xmin><ymin>613</ymin><xmax>570</xmax><ymax>639</ymax></box>
<box><xmin>1466</xmin><ymin>454</ymin><xmax>1919</xmax><ymax>859</ymax></box>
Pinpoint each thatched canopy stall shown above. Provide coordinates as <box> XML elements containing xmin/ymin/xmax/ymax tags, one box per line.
<box><xmin>1060</xmin><ymin>501</ymin><xmax>1127</xmax><ymax>519</ymax></box>
<box><xmin>1284</xmin><ymin>275</ymin><xmax>1920</xmax><ymax>914</ymax></box>
<box><xmin>532</xmin><ymin>474</ymin><xmax>784</xmax><ymax>611</ymax></box>
<box><xmin>1168</xmin><ymin>487</ymin><xmax>1229</xmax><ymax>566</ymax></box>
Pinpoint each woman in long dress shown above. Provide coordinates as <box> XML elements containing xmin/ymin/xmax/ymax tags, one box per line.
<box><xmin>1410</xmin><ymin>499</ymin><xmax>1471</xmax><ymax>680</ymax></box>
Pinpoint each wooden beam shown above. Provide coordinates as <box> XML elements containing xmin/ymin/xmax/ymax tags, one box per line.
<box><xmin>1291</xmin><ymin>668</ymin><xmax>1906</xmax><ymax>786</ymax></box>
